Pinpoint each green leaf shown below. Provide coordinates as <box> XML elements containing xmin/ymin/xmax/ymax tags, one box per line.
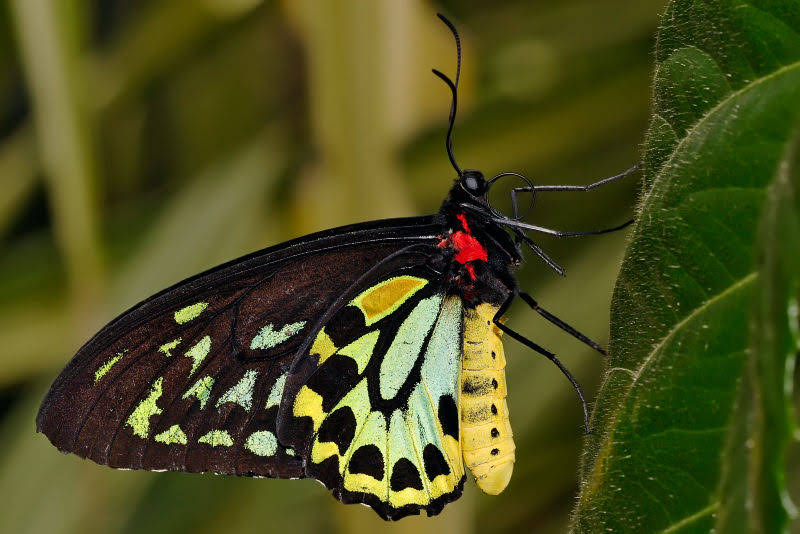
<box><xmin>715</xmin><ymin>123</ymin><xmax>800</xmax><ymax>533</ymax></box>
<box><xmin>574</xmin><ymin>1</ymin><xmax>800</xmax><ymax>532</ymax></box>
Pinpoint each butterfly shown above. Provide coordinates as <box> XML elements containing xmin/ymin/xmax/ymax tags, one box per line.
<box><xmin>36</xmin><ymin>14</ymin><xmax>638</xmax><ymax>521</ymax></box>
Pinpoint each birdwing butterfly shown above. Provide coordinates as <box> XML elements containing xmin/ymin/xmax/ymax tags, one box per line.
<box><xmin>37</xmin><ymin>14</ymin><xmax>636</xmax><ymax>521</ymax></box>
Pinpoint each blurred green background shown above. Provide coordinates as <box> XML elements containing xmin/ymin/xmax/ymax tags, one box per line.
<box><xmin>0</xmin><ymin>1</ymin><xmax>664</xmax><ymax>533</ymax></box>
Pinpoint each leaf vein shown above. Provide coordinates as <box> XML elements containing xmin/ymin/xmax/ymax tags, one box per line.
<box><xmin>638</xmin><ymin>59</ymin><xmax>800</xmax><ymax>235</ymax></box>
<box><xmin>582</xmin><ymin>272</ymin><xmax>758</xmax><ymax>503</ymax></box>
<box><xmin>659</xmin><ymin>501</ymin><xmax>719</xmax><ymax>533</ymax></box>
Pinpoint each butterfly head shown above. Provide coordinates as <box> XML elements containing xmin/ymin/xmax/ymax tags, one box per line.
<box><xmin>433</xmin><ymin>15</ymin><xmax>526</xmax><ymax>270</ymax></box>
<box><xmin>445</xmin><ymin>170</ymin><xmax>492</xmax><ymax>212</ymax></box>
<box><xmin>459</xmin><ymin>169</ymin><xmax>486</xmax><ymax>196</ymax></box>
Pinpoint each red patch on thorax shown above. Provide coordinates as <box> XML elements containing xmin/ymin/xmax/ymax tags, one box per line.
<box><xmin>450</xmin><ymin>214</ymin><xmax>488</xmax><ymax>280</ymax></box>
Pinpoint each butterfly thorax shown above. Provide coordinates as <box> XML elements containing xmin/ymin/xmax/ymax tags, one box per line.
<box><xmin>435</xmin><ymin>179</ymin><xmax>520</xmax><ymax>306</ymax></box>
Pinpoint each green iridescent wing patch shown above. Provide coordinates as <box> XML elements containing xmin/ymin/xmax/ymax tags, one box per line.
<box><xmin>278</xmin><ymin>269</ymin><xmax>465</xmax><ymax>520</ymax></box>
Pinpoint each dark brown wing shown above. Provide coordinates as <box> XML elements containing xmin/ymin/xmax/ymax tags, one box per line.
<box><xmin>37</xmin><ymin>216</ymin><xmax>444</xmax><ymax>479</ymax></box>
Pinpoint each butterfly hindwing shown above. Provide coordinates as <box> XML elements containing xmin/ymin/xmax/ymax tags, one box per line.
<box><xmin>277</xmin><ymin>254</ymin><xmax>465</xmax><ymax>520</ymax></box>
<box><xmin>37</xmin><ymin>217</ymin><xmax>443</xmax><ymax>479</ymax></box>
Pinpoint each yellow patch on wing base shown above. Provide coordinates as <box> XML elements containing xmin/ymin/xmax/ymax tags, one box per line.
<box><xmin>351</xmin><ymin>276</ymin><xmax>427</xmax><ymax>326</ymax></box>
<box><xmin>293</xmin><ymin>385</ymin><xmax>325</xmax><ymax>431</ymax></box>
<box><xmin>310</xmin><ymin>328</ymin><xmax>337</xmax><ymax>366</ymax></box>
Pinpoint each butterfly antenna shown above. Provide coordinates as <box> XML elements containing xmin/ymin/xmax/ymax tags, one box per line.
<box><xmin>432</xmin><ymin>13</ymin><xmax>462</xmax><ymax>176</ymax></box>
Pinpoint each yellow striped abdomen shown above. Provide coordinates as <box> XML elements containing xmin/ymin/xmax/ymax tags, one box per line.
<box><xmin>461</xmin><ymin>303</ymin><xmax>515</xmax><ymax>495</ymax></box>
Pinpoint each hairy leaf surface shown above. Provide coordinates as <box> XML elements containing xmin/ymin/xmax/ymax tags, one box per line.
<box><xmin>574</xmin><ymin>1</ymin><xmax>800</xmax><ymax>532</ymax></box>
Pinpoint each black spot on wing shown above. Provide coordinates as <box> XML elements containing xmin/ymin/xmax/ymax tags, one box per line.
<box><xmin>305</xmin><ymin>354</ymin><xmax>359</xmax><ymax>412</ymax></box>
<box><xmin>438</xmin><ymin>394</ymin><xmax>458</xmax><ymax>440</ymax></box>
<box><xmin>349</xmin><ymin>444</ymin><xmax>384</xmax><ymax>480</ymax></box>
<box><xmin>390</xmin><ymin>458</ymin><xmax>423</xmax><ymax>491</ymax></box>
<box><xmin>312</xmin><ymin>455</ymin><xmax>341</xmax><ymax>490</ymax></box>
<box><xmin>317</xmin><ymin>406</ymin><xmax>356</xmax><ymax>455</ymax></box>
<box><xmin>325</xmin><ymin>306</ymin><xmax>366</xmax><ymax>348</ymax></box>
<box><xmin>422</xmin><ymin>444</ymin><xmax>450</xmax><ymax>481</ymax></box>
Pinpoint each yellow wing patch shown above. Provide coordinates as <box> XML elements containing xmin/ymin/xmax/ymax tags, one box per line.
<box><xmin>338</xmin><ymin>331</ymin><xmax>380</xmax><ymax>374</ymax></box>
<box><xmin>311</xmin><ymin>328</ymin><xmax>338</xmax><ymax>366</ymax></box>
<box><xmin>351</xmin><ymin>276</ymin><xmax>428</xmax><ymax>326</ymax></box>
<box><xmin>294</xmin><ymin>385</ymin><xmax>325</xmax><ymax>432</ymax></box>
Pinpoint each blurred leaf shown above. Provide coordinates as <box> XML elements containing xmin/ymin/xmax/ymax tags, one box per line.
<box><xmin>110</xmin><ymin>126</ymin><xmax>286</xmax><ymax>308</ymax></box>
<box><xmin>0</xmin><ymin>384</ymin><xmax>151</xmax><ymax>534</ymax></box>
<box><xmin>0</xmin><ymin>128</ymin><xmax>286</xmax><ymax>386</ymax></box>
<box><xmin>575</xmin><ymin>1</ymin><xmax>800</xmax><ymax>532</ymax></box>
<box><xmin>282</xmin><ymin>0</ymin><xmax>417</xmax><ymax>230</ymax></box>
<box><xmin>0</xmin><ymin>126</ymin><xmax>37</xmax><ymax>240</ymax></box>
<box><xmin>9</xmin><ymin>0</ymin><xmax>105</xmax><ymax>304</ymax></box>
<box><xmin>716</xmin><ymin>122</ymin><xmax>800</xmax><ymax>533</ymax></box>
<box><xmin>91</xmin><ymin>0</ymin><xmax>263</xmax><ymax>111</ymax></box>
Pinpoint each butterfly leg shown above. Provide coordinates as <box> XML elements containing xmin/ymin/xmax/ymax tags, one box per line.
<box><xmin>510</xmin><ymin>229</ymin><xmax>564</xmax><ymax>276</ymax></box>
<box><xmin>533</xmin><ymin>161</ymin><xmax>642</xmax><ymax>192</ymax></box>
<box><xmin>517</xmin><ymin>292</ymin><xmax>607</xmax><ymax>356</ymax></box>
<box><xmin>497</xmin><ymin>194</ymin><xmax>567</xmax><ymax>277</ymax></box>
<box><xmin>492</xmin><ymin>291</ymin><xmax>591</xmax><ymax>433</ymax></box>
<box><xmin>501</xmin><ymin>162</ymin><xmax>641</xmax><ymax>237</ymax></box>
<box><xmin>494</xmin><ymin>217</ymin><xmax>634</xmax><ymax>238</ymax></box>
<box><xmin>506</xmin><ymin>190</ymin><xmax>568</xmax><ymax>275</ymax></box>
<box><xmin>513</xmin><ymin>162</ymin><xmax>642</xmax><ymax>196</ymax></box>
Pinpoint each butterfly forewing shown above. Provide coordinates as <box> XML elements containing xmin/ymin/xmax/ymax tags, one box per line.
<box><xmin>37</xmin><ymin>217</ymin><xmax>444</xmax><ymax>479</ymax></box>
<box><xmin>277</xmin><ymin>251</ymin><xmax>465</xmax><ymax>520</ymax></box>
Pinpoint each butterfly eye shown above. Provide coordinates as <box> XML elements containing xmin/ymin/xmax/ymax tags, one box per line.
<box><xmin>461</xmin><ymin>170</ymin><xmax>486</xmax><ymax>195</ymax></box>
